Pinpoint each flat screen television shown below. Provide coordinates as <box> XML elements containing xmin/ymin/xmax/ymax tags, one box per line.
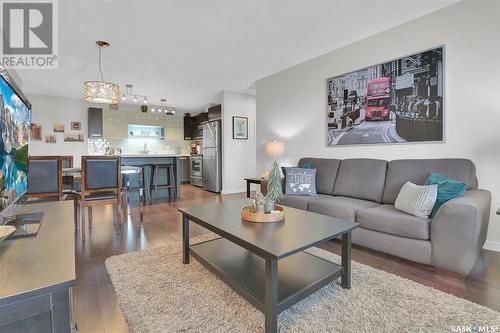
<box><xmin>0</xmin><ymin>73</ymin><xmax>31</xmax><ymax>218</ymax></box>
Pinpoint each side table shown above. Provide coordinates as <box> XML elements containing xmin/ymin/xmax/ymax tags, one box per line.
<box><xmin>244</xmin><ymin>177</ymin><xmax>263</xmax><ymax>198</ymax></box>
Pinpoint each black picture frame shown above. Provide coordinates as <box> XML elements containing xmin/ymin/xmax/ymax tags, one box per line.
<box><xmin>232</xmin><ymin>116</ymin><xmax>248</xmax><ymax>140</ymax></box>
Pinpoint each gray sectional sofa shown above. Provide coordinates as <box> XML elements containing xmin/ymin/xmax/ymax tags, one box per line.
<box><xmin>261</xmin><ymin>158</ymin><xmax>491</xmax><ymax>275</ymax></box>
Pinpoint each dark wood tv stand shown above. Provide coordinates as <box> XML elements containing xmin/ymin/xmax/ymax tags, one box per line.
<box><xmin>0</xmin><ymin>200</ymin><xmax>76</xmax><ymax>332</ymax></box>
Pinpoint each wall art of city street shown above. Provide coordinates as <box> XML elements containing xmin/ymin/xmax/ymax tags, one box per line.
<box><xmin>327</xmin><ymin>46</ymin><xmax>443</xmax><ymax>146</ymax></box>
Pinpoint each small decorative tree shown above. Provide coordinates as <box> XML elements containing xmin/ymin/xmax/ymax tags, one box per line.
<box><xmin>265</xmin><ymin>159</ymin><xmax>283</xmax><ymax>208</ymax></box>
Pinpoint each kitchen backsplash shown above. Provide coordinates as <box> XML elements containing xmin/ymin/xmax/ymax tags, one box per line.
<box><xmin>88</xmin><ymin>137</ymin><xmax>191</xmax><ymax>155</ymax></box>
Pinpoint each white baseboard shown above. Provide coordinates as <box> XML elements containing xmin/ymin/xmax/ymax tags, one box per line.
<box><xmin>221</xmin><ymin>188</ymin><xmax>246</xmax><ymax>195</ymax></box>
<box><xmin>483</xmin><ymin>241</ymin><xmax>500</xmax><ymax>252</ymax></box>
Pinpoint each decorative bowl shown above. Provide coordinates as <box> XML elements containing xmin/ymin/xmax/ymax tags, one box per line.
<box><xmin>0</xmin><ymin>225</ymin><xmax>15</xmax><ymax>245</ymax></box>
<box><xmin>241</xmin><ymin>205</ymin><xmax>285</xmax><ymax>223</ymax></box>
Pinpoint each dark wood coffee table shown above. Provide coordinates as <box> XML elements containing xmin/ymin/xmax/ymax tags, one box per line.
<box><xmin>179</xmin><ymin>198</ymin><xmax>359</xmax><ymax>333</ymax></box>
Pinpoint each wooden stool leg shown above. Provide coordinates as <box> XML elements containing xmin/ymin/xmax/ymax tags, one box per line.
<box><xmin>152</xmin><ymin>165</ymin><xmax>158</xmax><ymax>202</ymax></box>
<box><xmin>139</xmin><ymin>186</ymin><xmax>144</xmax><ymax>227</ymax></box>
<box><xmin>88</xmin><ymin>207</ymin><xmax>93</xmax><ymax>228</ymax></box>
<box><xmin>150</xmin><ymin>166</ymin><xmax>155</xmax><ymax>202</ymax></box>
<box><xmin>139</xmin><ymin>168</ymin><xmax>146</xmax><ymax>203</ymax></box>
<box><xmin>122</xmin><ymin>191</ymin><xmax>128</xmax><ymax>223</ymax></box>
<box><xmin>118</xmin><ymin>202</ymin><xmax>124</xmax><ymax>232</ymax></box>
<box><xmin>114</xmin><ymin>204</ymin><xmax>121</xmax><ymax>234</ymax></box>
<box><xmin>80</xmin><ymin>203</ymin><xmax>86</xmax><ymax>241</ymax></box>
<box><xmin>74</xmin><ymin>198</ymin><xmax>79</xmax><ymax>231</ymax></box>
<box><xmin>140</xmin><ymin>168</ymin><xmax>146</xmax><ymax>204</ymax></box>
<box><xmin>170</xmin><ymin>166</ymin><xmax>176</xmax><ymax>198</ymax></box>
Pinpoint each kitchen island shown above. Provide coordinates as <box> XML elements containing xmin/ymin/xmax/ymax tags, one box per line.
<box><xmin>120</xmin><ymin>154</ymin><xmax>189</xmax><ymax>199</ymax></box>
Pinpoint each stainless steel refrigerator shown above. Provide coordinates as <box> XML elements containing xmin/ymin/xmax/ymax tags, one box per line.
<box><xmin>202</xmin><ymin>120</ymin><xmax>222</xmax><ymax>192</ymax></box>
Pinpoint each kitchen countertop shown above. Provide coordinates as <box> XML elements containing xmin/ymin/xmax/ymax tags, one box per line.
<box><xmin>117</xmin><ymin>153</ymin><xmax>190</xmax><ymax>158</ymax></box>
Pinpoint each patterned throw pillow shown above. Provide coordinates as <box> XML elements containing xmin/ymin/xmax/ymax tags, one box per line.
<box><xmin>285</xmin><ymin>168</ymin><xmax>317</xmax><ymax>196</ymax></box>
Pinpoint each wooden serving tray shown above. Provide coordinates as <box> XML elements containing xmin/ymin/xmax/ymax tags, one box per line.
<box><xmin>241</xmin><ymin>205</ymin><xmax>285</xmax><ymax>223</ymax></box>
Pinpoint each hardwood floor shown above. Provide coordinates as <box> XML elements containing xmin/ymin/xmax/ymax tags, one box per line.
<box><xmin>73</xmin><ymin>184</ymin><xmax>500</xmax><ymax>332</ymax></box>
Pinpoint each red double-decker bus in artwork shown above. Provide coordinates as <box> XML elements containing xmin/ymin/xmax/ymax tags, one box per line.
<box><xmin>366</xmin><ymin>77</ymin><xmax>391</xmax><ymax>121</ymax></box>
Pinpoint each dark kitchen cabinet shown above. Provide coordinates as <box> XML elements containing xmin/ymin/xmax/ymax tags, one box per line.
<box><xmin>184</xmin><ymin>116</ymin><xmax>193</xmax><ymax>140</ymax></box>
<box><xmin>208</xmin><ymin>104</ymin><xmax>221</xmax><ymax>120</ymax></box>
<box><xmin>192</xmin><ymin>112</ymin><xmax>208</xmax><ymax>139</ymax></box>
<box><xmin>184</xmin><ymin>112</ymin><xmax>208</xmax><ymax>140</ymax></box>
<box><xmin>198</xmin><ymin>112</ymin><xmax>209</xmax><ymax>123</ymax></box>
<box><xmin>88</xmin><ymin>107</ymin><xmax>103</xmax><ymax>138</ymax></box>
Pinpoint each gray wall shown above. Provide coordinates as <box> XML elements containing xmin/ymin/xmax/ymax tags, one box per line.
<box><xmin>255</xmin><ymin>1</ymin><xmax>500</xmax><ymax>251</ymax></box>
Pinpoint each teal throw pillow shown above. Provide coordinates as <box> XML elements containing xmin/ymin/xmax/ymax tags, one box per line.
<box><xmin>299</xmin><ymin>163</ymin><xmax>314</xmax><ymax>169</ymax></box>
<box><xmin>425</xmin><ymin>172</ymin><xmax>467</xmax><ymax>217</ymax></box>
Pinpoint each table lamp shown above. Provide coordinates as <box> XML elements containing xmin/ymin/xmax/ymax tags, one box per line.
<box><xmin>266</xmin><ymin>140</ymin><xmax>285</xmax><ymax>159</ymax></box>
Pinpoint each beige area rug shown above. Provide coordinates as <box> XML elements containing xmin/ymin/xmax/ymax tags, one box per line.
<box><xmin>105</xmin><ymin>235</ymin><xmax>500</xmax><ymax>333</ymax></box>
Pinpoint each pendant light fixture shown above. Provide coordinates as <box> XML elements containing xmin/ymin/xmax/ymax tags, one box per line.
<box><xmin>83</xmin><ymin>41</ymin><xmax>120</xmax><ymax>104</ymax></box>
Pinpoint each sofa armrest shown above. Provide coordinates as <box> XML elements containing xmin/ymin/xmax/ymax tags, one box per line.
<box><xmin>430</xmin><ymin>189</ymin><xmax>491</xmax><ymax>275</ymax></box>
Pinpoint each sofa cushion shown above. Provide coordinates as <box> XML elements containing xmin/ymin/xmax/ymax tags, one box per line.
<box><xmin>357</xmin><ymin>204</ymin><xmax>431</xmax><ymax>240</ymax></box>
<box><xmin>383</xmin><ymin>159</ymin><xmax>477</xmax><ymax>205</ymax></box>
<box><xmin>333</xmin><ymin>158</ymin><xmax>387</xmax><ymax>202</ymax></box>
<box><xmin>307</xmin><ymin>196</ymin><xmax>380</xmax><ymax>221</ymax></box>
<box><xmin>297</xmin><ymin>158</ymin><xmax>341</xmax><ymax>195</ymax></box>
<box><xmin>278</xmin><ymin>194</ymin><xmax>329</xmax><ymax>210</ymax></box>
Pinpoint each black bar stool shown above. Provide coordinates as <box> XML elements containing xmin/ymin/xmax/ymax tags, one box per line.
<box><xmin>120</xmin><ymin>166</ymin><xmax>145</xmax><ymax>226</ymax></box>
<box><xmin>134</xmin><ymin>164</ymin><xmax>152</xmax><ymax>203</ymax></box>
<box><xmin>151</xmin><ymin>163</ymin><xmax>176</xmax><ymax>201</ymax></box>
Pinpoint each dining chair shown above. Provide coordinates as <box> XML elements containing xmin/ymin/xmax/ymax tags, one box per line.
<box><xmin>61</xmin><ymin>155</ymin><xmax>73</xmax><ymax>168</ymax></box>
<box><xmin>79</xmin><ymin>156</ymin><xmax>122</xmax><ymax>241</ymax></box>
<box><xmin>27</xmin><ymin>156</ymin><xmax>63</xmax><ymax>201</ymax></box>
<box><xmin>61</xmin><ymin>155</ymin><xmax>77</xmax><ymax>192</ymax></box>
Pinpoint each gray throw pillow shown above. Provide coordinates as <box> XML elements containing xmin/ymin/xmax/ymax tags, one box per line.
<box><xmin>285</xmin><ymin>168</ymin><xmax>317</xmax><ymax>196</ymax></box>
<box><xmin>395</xmin><ymin>181</ymin><xmax>438</xmax><ymax>218</ymax></box>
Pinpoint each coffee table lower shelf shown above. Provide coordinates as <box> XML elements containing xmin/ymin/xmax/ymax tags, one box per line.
<box><xmin>190</xmin><ymin>237</ymin><xmax>343</xmax><ymax>313</ymax></box>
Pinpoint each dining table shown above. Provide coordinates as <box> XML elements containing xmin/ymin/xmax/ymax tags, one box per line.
<box><xmin>62</xmin><ymin>166</ymin><xmax>144</xmax><ymax>225</ymax></box>
<box><xmin>61</xmin><ymin>165</ymin><xmax>143</xmax><ymax>177</ymax></box>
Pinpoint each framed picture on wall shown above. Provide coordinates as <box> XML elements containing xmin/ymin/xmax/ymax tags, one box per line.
<box><xmin>64</xmin><ymin>133</ymin><xmax>84</xmax><ymax>142</ymax></box>
<box><xmin>53</xmin><ymin>123</ymin><xmax>64</xmax><ymax>133</ymax></box>
<box><xmin>30</xmin><ymin>123</ymin><xmax>42</xmax><ymax>141</ymax></box>
<box><xmin>326</xmin><ymin>46</ymin><xmax>444</xmax><ymax>146</ymax></box>
<box><xmin>71</xmin><ymin>121</ymin><xmax>81</xmax><ymax>130</ymax></box>
<box><xmin>232</xmin><ymin>116</ymin><xmax>248</xmax><ymax>140</ymax></box>
<box><xmin>45</xmin><ymin>134</ymin><xmax>56</xmax><ymax>143</ymax></box>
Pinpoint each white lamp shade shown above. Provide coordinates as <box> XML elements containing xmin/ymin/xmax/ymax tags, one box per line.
<box><xmin>266</xmin><ymin>141</ymin><xmax>285</xmax><ymax>158</ymax></box>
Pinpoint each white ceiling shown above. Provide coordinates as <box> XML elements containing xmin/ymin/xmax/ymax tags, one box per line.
<box><xmin>18</xmin><ymin>0</ymin><xmax>458</xmax><ymax>111</ymax></box>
